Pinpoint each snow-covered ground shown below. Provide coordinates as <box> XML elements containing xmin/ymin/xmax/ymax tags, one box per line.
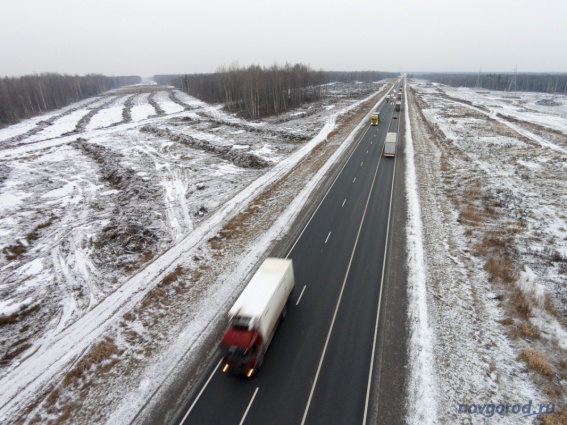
<box><xmin>0</xmin><ymin>81</ymin><xmax>384</xmax><ymax>423</ymax></box>
<box><xmin>2</xmin><ymin>78</ymin><xmax>565</xmax><ymax>424</ymax></box>
<box><xmin>405</xmin><ymin>80</ymin><xmax>567</xmax><ymax>423</ymax></box>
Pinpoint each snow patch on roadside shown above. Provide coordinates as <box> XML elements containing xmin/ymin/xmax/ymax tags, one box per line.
<box><xmin>404</xmin><ymin>86</ymin><xmax>439</xmax><ymax>424</ymax></box>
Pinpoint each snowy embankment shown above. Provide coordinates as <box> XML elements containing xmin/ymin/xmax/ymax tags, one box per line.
<box><xmin>403</xmin><ymin>85</ymin><xmax>439</xmax><ymax>424</ymax></box>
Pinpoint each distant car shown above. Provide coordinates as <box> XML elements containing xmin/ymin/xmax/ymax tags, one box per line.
<box><xmin>393</xmin><ymin>115</ymin><xmax>398</xmax><ymax>119</ymax></box>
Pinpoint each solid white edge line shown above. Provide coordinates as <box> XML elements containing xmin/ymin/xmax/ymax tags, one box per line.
<box><xmin>362</xmin><ymin>100</ymin><xmax>400</xmax><ymax>424</ymax></box>
<box><xmin>325</xmin><ymin>232</ymin><xmax>331</xmax><ymax>244</ymax></box>
<box><xmin>296</xmin><ymin>285</ymin><xmax>307</xmax><ymax>305</ymax></box>
<box><xmin>301</xmin><ymin>143</ymin><xmax>384</xmax><ymax>425</ymax></box>
<box><xmin>180</xmin><ymin>359</ymin><xmax>223</xmax><ymax>425</ymax></box>
<box><xmin>239</xmin><ymin>387</ymin><xmax>259</xmax><ymax>425</ymax></box>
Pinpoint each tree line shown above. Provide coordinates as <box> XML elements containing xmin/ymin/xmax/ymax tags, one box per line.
<box><xmin>155</xmin><ymin>63</ymin><xmax>326</xmax><ymax>119</ymax></box>
<box><xmin>411</xmin><ymin>72</ymin><xmax>567</xmax><ymax>93</ymax></box>
<box><xmin>155</xmin><ymin>65</ymin><xmax>397</xmax><ymax>119</ymax></box>
<box><xmin>0</xmin><ymin>73</ymin><xmax>141</xmax><ymax>128</ymax></box>
<box><xmin>322</xmin><ymin>71</ymin><xmax>397</xmax><ymax>83</ymax></box>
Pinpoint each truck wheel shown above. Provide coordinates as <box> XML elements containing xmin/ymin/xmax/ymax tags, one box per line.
<box><xmin>281</xmin><ymin>305</ymin><xmax>287</xmax><ymax>319</ymax></box>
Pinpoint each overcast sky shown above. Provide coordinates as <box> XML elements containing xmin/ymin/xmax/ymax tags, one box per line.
<box><xmin>1</xmin><ymin>0</ymin><xmax>566</xmax><ymax>78</ymax></box>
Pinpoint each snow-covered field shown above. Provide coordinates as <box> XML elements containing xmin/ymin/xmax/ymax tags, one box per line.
<box><xmin>406</xmin><ymin>81</ymin><xmax>567</xmax><ymax>423</ymax></box>
<box><xmin>0</xmin><ymin>81</ymin><xmax>383</xmax><ymax>423</ymax></box>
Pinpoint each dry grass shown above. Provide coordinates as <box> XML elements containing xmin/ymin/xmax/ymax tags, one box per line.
<box><xmin>510</xmin><ymin>286</ymin><xmax>532</xmax><ymax>319</ymax></box>
<box><xmin>544</xmin><ymin>294</ymin><xmax>559</xmax><ymax>318</ymax></box>
<box><xmin>458</xmin><ymin>204</ymin><xmax>484</xmax><ymax>224</ymax></box>
<box><xmin>34</xmin><ymin>336</ymin><xmax>122</xmax><ymax>424</ymax></box>
<box><xmin>518</xmin><ymin>347</ymin><xmax>555</xmax><ymax>378</ymax></box>
<box><xmin>514</xmin><ymin>321</ymin><xmax>540</xmax><ymax>340</ymax></box>
<box><xmin>539</xmin><ymin>408</ymin><xmax>567</xmax><ymax>425</ymax></box>
<box><xmin>499</xmin><ymin>317</ymin><xmax>514</xmax><ymax>326</ymax></box>
<box><xmin>161</xmin><ymin>265</ymin><xmax>183</xmax><ymax>285</ymax></box>
<box><xmin>483</xmin><ymin>256</ymin><xmax>517</xmax><ymax>284</ymax></box>
<box><xmin>45</xmin><ymin>388</ymin><xmax>60</xmax><ymax>407</ymax></box>
<box><xmin>63</xmin><ymin>337</ymin><xmax>119</xmax><ymax>387</ymax></box>
<box><xmin>122</xmin><ymin>312</ymin><xmax>135</xmax><ymax>321</ymax></box>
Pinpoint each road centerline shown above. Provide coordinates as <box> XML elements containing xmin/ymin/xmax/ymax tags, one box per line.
<box><xmin>239</xmin><ymin>387</ymin><xmax>259</xmax><ymax>425</ymax></box>
<box><xmin>301</xmin><ymin>150</ymin><xmax>384</xmax><ymax>425</ymax></box>
<box><xmin>296</xmin><ymin>285</ymin><xmax>307</xmax><ymax>305</ymax></box>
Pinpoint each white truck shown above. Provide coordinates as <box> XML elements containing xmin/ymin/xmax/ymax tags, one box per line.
<box><xmin>384</xmin><ymin>132</ymin><xmax>397</xmax><ymax>157</ymax></box>
<box><xmin>220</xmin><ymin>258</ymin><xmax>295</xmax><ymax>377</ymax></box>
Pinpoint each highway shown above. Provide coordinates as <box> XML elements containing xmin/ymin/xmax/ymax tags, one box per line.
<box><xmin>174</xmin><ymin>86</ymin><xmax>402</xmax><ymax>425</ymax></box>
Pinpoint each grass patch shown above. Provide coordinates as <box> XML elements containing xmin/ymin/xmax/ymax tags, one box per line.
<box><xmin>539</xmin><ymin>408</ymin><xmax>567</xmax><ymax>424</ymax></box>
<box><xmin>0</xmin><ymin>312</ymin><xmax>18</xmax><ymax>326</ymax></box>
<box><xmin>0</xmin><ymin>303</ymin><xmax>41</xmax><ymax>327</ymax></box>
<box><xmin>518</xmin><ymin>347</ymin><xmax>554</xmax><ymax>378</ymax></box>
<box><xmin>510</xmin><ymin>288</ymin><xmax>532</xmax><ymax>319</ymax></box>
<box><xmin>498</xmin><ymin>317</ymin><xmax>514</xmax><ymax>326</ymax></box>
<box><xmin>483</xmin><ymin>256</ymin><xmax>517</xmax><ymax>283</ymax></box>
<box><xmin>2</xmin><ymin>243</ymin><xmax>28</xmax><ymax>260</ymax></box>
<box><xmin>458</xmin><ymin>204</ymin><xmax>484</xmax><ymax>224</ymax></box>
<box><xmin>2</xmin><ymin>218</ymin><xmax>54</xmax><ymax>260</ymax></box>
<box><xmin>514</xmin><ymin>321</ymin><xmax>539</xmax><ymax>340</ymax></box>
<box><xmin>63</xmin><ymin>337</ymin><xmax>119</xmax><ymax>387</ymax></box>
<box><xmin>45</xmin><ymin>388</ymin><xmax>60</xmax><ymax>408</ymax></box>
<box><xmin>162</xmin><ymin>265</ymin><xmax>184</xmax><ymax>285</ymax></box>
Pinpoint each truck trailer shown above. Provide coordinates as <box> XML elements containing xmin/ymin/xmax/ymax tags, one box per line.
<box><xmin>384</xmin><ymin>132</ymin><xmax>397</xmax><ymax>157</ymax></box>
<box><xmin>395</xmin><ymin>101</ymin><xmax>401</xmax><ymax>111</ymax></box>
<box><xmin>221</xmin><ymin>258</ymin><xmax>295</xmax><ymax>377</ymax></box>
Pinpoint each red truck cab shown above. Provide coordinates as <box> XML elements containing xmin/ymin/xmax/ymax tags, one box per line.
<box><xmin>221</xmin><ymin>327</ymin><xmax>263</xmax><ymax>377</ymax></box>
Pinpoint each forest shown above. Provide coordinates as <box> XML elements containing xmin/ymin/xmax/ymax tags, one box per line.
<box><xmin>0</xmin><ymin>73</ymin><xmax>140</xmax><ymax>128</ymax></box>
<box><xmin>155</xmin><ymin>64</ymin><xmax>325</xmax><ymax>119</ymax></box>
<box><xmin>154</xmin><ymin>65</ymin><xmax>397</xmax><ymax>119</ymax></box>
<box><xmin>412</xmin><ymin>72</ymin><xmax>567</xmax><ymax>93</ymax></box>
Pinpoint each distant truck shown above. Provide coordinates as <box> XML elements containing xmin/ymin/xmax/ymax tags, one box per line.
<box><xmin>371</xmin><ymin>112</ymin><xmax>380</xmax><ymax>125</ymax></box>
<box><xmin>221</xmin><ymin>258</ymin><xmax>295</xmax><ymax>377</ymax></box>
<box><xmin>395</xmin><ymin>101</ymin><xmax>401</xmax><ymax>111</ymax></box>
<box><xmin>384</xmin><ymin>132</ymin><xmax>397</xmax><ymax>157</ymax></box>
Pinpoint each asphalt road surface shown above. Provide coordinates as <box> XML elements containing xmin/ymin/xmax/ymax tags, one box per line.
<box><xmin>174</xmin><ymin>86</ymin><xmax>405</xmax><ymax>425</ymax></box>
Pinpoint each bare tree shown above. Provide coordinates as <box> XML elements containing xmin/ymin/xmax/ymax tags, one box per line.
<box><xmin>0</xmin><ymin>73</ymin><xmax>141</xmax><ymax>128</ymax></box>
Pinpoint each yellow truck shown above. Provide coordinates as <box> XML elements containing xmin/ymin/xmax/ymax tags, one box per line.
<box><xmin>371</xmin><ymin>112</ymin><xmax>380</xmax><ymax>126</ymax></box>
